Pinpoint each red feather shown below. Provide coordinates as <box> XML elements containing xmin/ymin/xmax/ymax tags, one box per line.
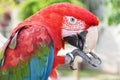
<box><xmin>3</xmin><ymin>24</ymin><xmax>51</xmax><ymax>68</ymax></box>
<box><xmin>11</xmin><ymin>3</ymin><xmax>98</xmax><ymax>56</ymax></box>
<box><xmin>1</xmin><ymin>3</ymin><xmax>99</xmax><ymax>80</ymax></box>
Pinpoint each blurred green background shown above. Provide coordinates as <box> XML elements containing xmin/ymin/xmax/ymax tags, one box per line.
<box><xmin>1</xmin><ymin>0</ymin><xmax>120</xmax><ymax>80</ymax></box>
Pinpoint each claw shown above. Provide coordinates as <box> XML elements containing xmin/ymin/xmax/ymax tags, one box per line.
<box><xmin>71</xmin><ymin>49</ymin><xmax>102</xmax><ymax>67</ymax></box>
<box><xmin>65</xmin><ymin>49</ymin><xmax>102</xmax><ymax>69</ymax></box>
<box><xmin>89</xmin><ymin>51</ymin><xmax>102</xmax><ymax>66</ymax></box>
<box><xmin>65</xmin><ymin>52</ymin><xmax>77</xmax><ymax>70</ymax></box>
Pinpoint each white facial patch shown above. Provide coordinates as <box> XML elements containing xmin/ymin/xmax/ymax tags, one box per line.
<box><xmin>62</xmin><ymin>16</ymin><xmax>85</xmax><ymax>38</ymax></box>
<box><xmin>62</xmin><ymin>29</ymin><xmax>83</xmax><ymax>38</ymax></box>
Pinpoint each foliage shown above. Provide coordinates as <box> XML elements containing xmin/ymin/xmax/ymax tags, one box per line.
<box><xmin>19</xmin><ymin>0</ymin><xmax>85</xmax><ymax>20</ymax></box>
<box><xmin>106</xmin><ymin>0</ymin><xmax>120</xmax><ymax>25</ymax></box>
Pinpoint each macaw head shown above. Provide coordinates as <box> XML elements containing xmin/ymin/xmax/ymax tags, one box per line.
<box><xmin>38</xmin><ymin>3</ymin><xmax>99</xmax><ymax>54</ymax></box>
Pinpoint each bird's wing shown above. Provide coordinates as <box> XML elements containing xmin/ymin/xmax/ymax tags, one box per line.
<box><xmin>0</xmin><ymin>23</ymin><xmax>54</xmax><ymax>80</ymax></box>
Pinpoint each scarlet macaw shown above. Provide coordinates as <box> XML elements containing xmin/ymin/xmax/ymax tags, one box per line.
<box><xmin>0</xmin><ymin>3</ymin><xmax>100</xmax><ymax>80</ymax></box>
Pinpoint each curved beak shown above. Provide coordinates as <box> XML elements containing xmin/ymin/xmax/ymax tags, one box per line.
<box><xmin>85</xmin><ymin>27</ymin><xmax>98</xmax><ymax>52</ymax></box>
<box><xmin>63</xmin><ymin>30</ymin><xmax>88</xmax><ymax>50</ymax></box>
<box><xmin>64</xmin><ymin>27</ymin><xmax>101</xmax><ymax>68</ymax></box>
<box><xmin>63</xmin><ymin>27</ymin><xmax>98</xmax><ymax>52</ymax></box>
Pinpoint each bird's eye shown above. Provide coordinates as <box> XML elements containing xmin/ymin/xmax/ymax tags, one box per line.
<box><xmin>69</xmin><ymin>17</ymin><xmax>77</xmax><ymax>24</ymax></box>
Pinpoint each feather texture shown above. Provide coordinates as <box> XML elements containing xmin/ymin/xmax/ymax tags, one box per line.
<box><xmin>0</xmin><ymin>24</ymin><xmax>52</xmax><ymax>80</ymax></box>
<box><xmin>0</xmin><ymin>3</ymin><xmax>99</xmax><ymax>80</ymax></box>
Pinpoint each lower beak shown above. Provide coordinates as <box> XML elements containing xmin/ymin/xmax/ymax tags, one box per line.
<box><xmin>64</xmin><ymin>27</ymin><xmax>101</xmax><ymax>68</ymax></box>
<box><xmin>63</xmin><ymin>27</ymin><xmax>98</xmax><ymax>52</ymax></box>
<box><xmin>63</xmin><ymin>30</ymin><xmax>88</xmax><ymax>50</ymax></box>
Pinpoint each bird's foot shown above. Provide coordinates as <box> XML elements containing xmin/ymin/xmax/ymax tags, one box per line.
<box><xmin>65</xmin><ymin>49</ymin><xmax>102</xmax><ymax>70</ymax></box>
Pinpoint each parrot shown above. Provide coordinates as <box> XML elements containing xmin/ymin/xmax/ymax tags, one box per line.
<box><xmin>0</xmin><ymin>3</ymin><xmax>100</xmax><ymax>80</ymax></box>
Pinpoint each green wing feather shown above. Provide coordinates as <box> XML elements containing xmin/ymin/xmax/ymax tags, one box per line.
<box><xmin>0</xmin><ymin>24</ymin><xmax>52</xmax><ymax>80</ymax></box>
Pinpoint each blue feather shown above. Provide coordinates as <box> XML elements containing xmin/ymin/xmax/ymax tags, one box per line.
<box><xmin>23</xmin><ymin>43</ymin><xmax>54</xmax><ymax>80</ymax></box>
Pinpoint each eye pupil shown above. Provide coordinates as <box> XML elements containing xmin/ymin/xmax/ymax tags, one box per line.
<box><xmin>71</xmin><ymin>18</ymin><xmax>75</xmax><ymax>22</ymax></box>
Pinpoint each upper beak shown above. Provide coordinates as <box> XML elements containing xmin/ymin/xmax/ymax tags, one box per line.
<box><xmin>64</xmin><ymin>27</ymin><xmax>101</xmax><ymax>68</ymax></box>
<box><xmin>63</xmin><ymin>27</ymin><xmax>98</xmax><ymax>52</ymax></box>
<box><xmin>63</xmin><ymin>30</ymin><xmax>88</xmax><ymax>50</ymax></box>
<box><xmin>85</xmin><ymin>27</ymin><xmax>98</xmax><ymax>52</ymax></box>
